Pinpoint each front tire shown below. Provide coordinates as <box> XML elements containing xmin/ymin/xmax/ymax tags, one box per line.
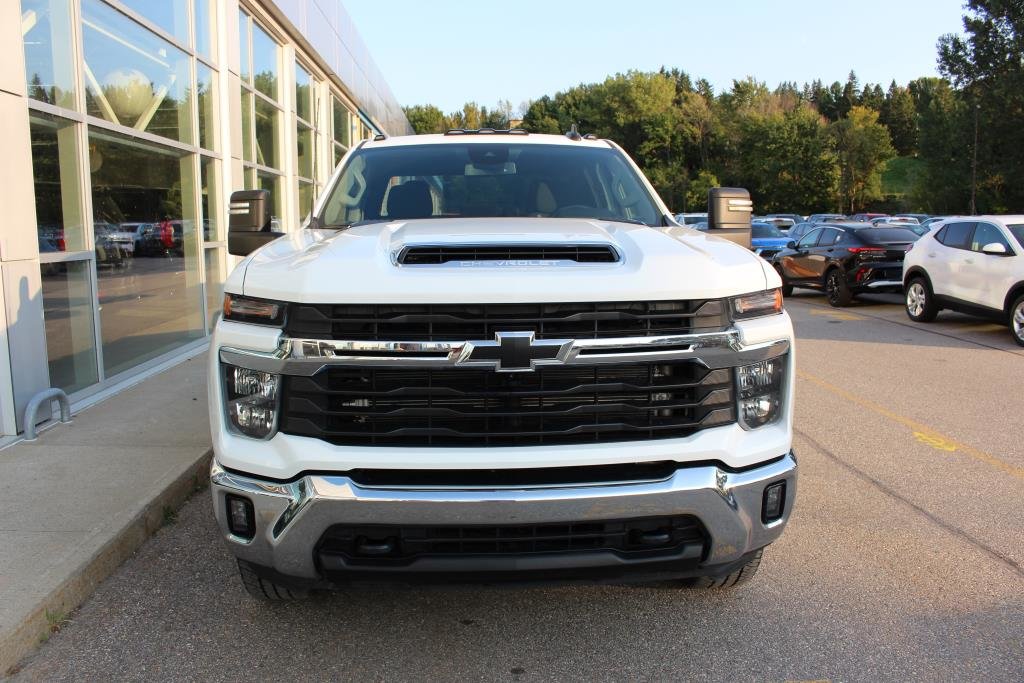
<box><xmin>1010</xmin><ymin>294</ymin><xmax>1024</xmax><ymax>347</ymax></box>
<box><xmin>680</xmin><ymin>548</ymin><xmax>763</xmax><ymax>589</ymax></box>
<box><xmin>905</xmin><ymin>277</ymin><xmax>939</xmax><ymax>322</ymax></box>
<box><xmin>824</xmin><ymin>269</ymin><xmax>852</xmax><ymax>307</ymax></box>
<box><xmin>237</xmin><ymin>560</ymin><xmax>308</xmax><ymax>601</ymax></box>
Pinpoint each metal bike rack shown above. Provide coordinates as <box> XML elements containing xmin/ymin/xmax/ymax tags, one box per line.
<box><xmin>22</xmin><ymin>388</ymin><xmax>72</xmax><ymax>441</ymax></box>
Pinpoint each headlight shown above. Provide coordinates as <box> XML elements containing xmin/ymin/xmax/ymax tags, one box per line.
<box><xmin>223</xmin><ymin>293</ymin><xmax>285</xmax><ymax>326</ymax></box>
<box><xmin>736</xmin><ymin>356</ymin><xmax>786</xmax><ymax>429</ymax></box>
<box><xmin>731</xmin><ymin>289</ymin><xmax>783</xmax><ymax>319</ymax></box>
<box><xmin>224</xmin><ymin>364</ymin><xmax>280</xmax><ymax>439</ymax></box>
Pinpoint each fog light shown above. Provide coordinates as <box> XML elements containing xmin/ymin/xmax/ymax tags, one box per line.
<box><xmin>762</xmin><ymin>482</ymin><xmax>786</xmax><ymax>523</ymax></box>
<box><xmin>736</xmin><ymin>357</ymin><xmax>786</xmax><ymax>430</ymax></box>
<box><xmin>226</xmin><ymin>495</ymin><xmax>255</xmax><ymax>540</ymax></box>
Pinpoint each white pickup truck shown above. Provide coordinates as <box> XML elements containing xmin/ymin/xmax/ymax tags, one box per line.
<box><xmin>209</xmin><ymin>130</ymin><xmax>796</xmax><ymax>599</ymax></box>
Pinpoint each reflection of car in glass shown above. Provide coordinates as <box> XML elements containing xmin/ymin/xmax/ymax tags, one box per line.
<box><xmin>136</xmin><ymin>221</ymin><xmax>185</xmax><ymax>256</ymax></box>
<box><xmin>113</xmin><ymin>222</ymin><xmax>152</xmax><ymax>254</ymax></box>
<box><xmin>903</xmin><ymin>216</ymin><xmax>1024</xmax><ymax>346</ymax></box>
<box><xmin>94</xmin><ymin>222</ymin><xmax>129</xmax><ymax>268</ymax></box>
<box><xmin>772</xmin><ymin>224</ymin><xmax>920</xmax><ymax>306</ymax></box>
<box><xmin>750</xmin><ymin>221</ymin><xmax>792</xmax><ymax>260</ymax></box>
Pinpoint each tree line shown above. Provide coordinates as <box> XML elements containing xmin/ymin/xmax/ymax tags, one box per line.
<box><xmin>403</xmin><ymin>0</ymin><xmax>1022</xmax><ymax>216</ymax></box>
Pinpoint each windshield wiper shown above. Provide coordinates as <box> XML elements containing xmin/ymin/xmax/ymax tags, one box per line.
<box><xmin>315</xmin><ymin>218</ymin><xmax>390</xmax><ymax>230</ymax></box>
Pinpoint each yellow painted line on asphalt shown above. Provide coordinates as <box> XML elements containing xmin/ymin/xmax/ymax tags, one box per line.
<box><xmin>805</xmin><ymin>308</ymin><xmax>864</xmax><ymax>321</ymax></box>
<box><xmin>797</xmin><ymin>369</ymin><xmax>1024</xmax><ymax>481</ymax></box>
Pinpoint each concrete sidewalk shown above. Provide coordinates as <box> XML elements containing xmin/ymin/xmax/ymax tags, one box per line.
<box><xmin>0</xmin><ymin>352</ymin><xmax>213</xmax><ymax>675</ymax></box>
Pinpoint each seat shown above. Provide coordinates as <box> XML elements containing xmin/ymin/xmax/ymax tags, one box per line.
<box><xmin>385</xmin><ymin>180</ymin><xmax>433</xmax><ymax>220</ymax></box>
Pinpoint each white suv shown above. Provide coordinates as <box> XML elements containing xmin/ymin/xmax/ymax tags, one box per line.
<box><xmin>903</xmin><ymin>216</ymin><xmax>1024</xmax><ymax>345</ymax></box>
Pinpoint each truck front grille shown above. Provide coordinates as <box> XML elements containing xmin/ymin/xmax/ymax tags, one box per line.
<box><xmin>316</xmin><ymin>515</ymin><xmax>708</xmax><ymax>566</ymax></box>
<box><xmin>279</xmin><ymin>360</ymin><xmax>735</xmax><ymax>446</ymax></box>
<box><xmin>284</xmin><ymin>299</ymin><xmax>727</xmax><ymax>341</ymax></box>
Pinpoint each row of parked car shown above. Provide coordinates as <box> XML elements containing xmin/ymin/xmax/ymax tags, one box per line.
<box><xmin>672</xmin><ymin>211</ymin><xmax>1024</xmax><ymax>346</ymax></box>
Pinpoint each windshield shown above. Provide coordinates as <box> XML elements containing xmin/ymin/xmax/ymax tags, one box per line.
<box><xmin>752</xmin><ymin>223</ymin><xmax>784</xmax><ymax>238</ymax></box>
<box><xmin>1008</xmin><ymin>224</ymin><xmax>1024</xmax><ymax>249</ymax></box>
<box><xmin>319</xmin><ymin>143</ymin><xmax>662</xmax><ymax>227</ymax></box>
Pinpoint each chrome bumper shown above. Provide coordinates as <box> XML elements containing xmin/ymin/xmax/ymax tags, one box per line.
<box><xmin>211</xmin><ymin>453</ymin><xmax>797</xmax><ymax>580</ymax></box>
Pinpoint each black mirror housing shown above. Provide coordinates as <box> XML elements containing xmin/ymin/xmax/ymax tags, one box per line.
<box><xmin>787</xmin><ymin>240</ymin><xmax>796</xmax><ymax>249</ymax></box>
<box><xmin>228</xmin><ymin>189</ymin><xmax>284</xmax><ymax>256</ymax></box>
<box><xmin>707</xmin><ymin>187</ymin><xmax>752</xmax><ymax>248</ymax></box>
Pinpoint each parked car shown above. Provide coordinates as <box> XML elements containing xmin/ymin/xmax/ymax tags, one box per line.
<box><xmin>750</xmin><ymin>221</ymin><xmax>792</xmax><ymax>259</ymax></box>
<box><xmin>674</xmin><ymin>212</ymin><xmax>708</xmax><ymax>226</ymax></box>
<box><xmin>895</xmin><ymin>213</ymin><xmax>929</xmax><ymax>223</ymax></box>
<box><xmin>872</xmin><ymin>216</ymin><xmax>919</xmax><ymax>226</ymax></box>
<box><xmin>211</xmin><ymin>131</ymin><xmax>797</xmax><ymax>598</ymax></box>
<box><xmin>758</xmin><ymin>216</ymin><xmax>796</xmax><ymax>233</ymax></box>
<box><xmin>771</xmin><ymin>224</ymin><xmax>919</xmax><ymax>306</ymax></box>
<box><xmin>765</xmin><ymin>213</ymin><xmax>805</xmax><ymax>225</ymax></box>
<box><xmin>903</xmin><ymin>216</ymin><xmax>1024</xmax><ymax>346</ymax></box>
<box><xmin>690</xmin><ymin>220</ymin><xmax>709</xmax><ymax>231</ymax></box>
<box><xmin>137</xmin><ymin>221</ymin><xmax>185</xmax><ymax>256</ymax></box>
<box><xmin>807</xmin><ymin>213</ymin><xmax>845</xmax><ymax>223</ymax></box>
<box><xmin>921</xmin><ymin>216</ymin><xmax>948</xmax><ymax>228</ymax></box>
<box><xmin>113</xmin><ymin>222</ymin><xmax>153</xmax><ymax>254</ymax></box>
<box><xmin>786</xmin><ymin>222</ymin><xmax>817</xmax><ymax>243</ymax></box>
<box><xmin>94</xmin><ymin>222</ymin><xmax>129</xmax><ymax>268</ymax></box>
<box><xmin>850</xmin><ymin>213</ymin><xmax>888</xmax><ymax>222</ymax></box>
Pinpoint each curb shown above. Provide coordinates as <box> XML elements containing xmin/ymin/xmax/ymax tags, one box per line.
<box><xmin>1</xmin><ymin>448</ymin><xmax>214</xmax><ymax>677</ymax></box>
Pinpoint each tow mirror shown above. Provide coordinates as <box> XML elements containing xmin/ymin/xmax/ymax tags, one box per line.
<box><xmin>228</xmin><ymin>190</ymin><xmax>284</xmax><ymax>256</ymax></box>
<box><xmin>707</xmin><ymin>187</ymin><xmax>752</xmax><ymax>248</ymax></box>
<box><xmin>982</xmin><ymin>242</ymin><xmax>1008</xmax><ymax>255</ymax></box>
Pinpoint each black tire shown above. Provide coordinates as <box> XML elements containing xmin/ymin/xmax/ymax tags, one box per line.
<box><xmin>905</xmin><ymin>276</ymin><xmax>939</xmax><ymax>323</ymax></box>
<box><xmin>775</xmin><ymin>266</ymin><xmax>793</xmax><ymax>297</ymax></box>
<box><xmin>824</xmin><ymin>268</ymin><xmax>852</xmax><ymax>307</ymax></box>
<box><xmin>237</xmin><ymin>559</ymin><xmax>308</xmax><ymax>601</ymax></box>
<box><xmin>1010</xmin><ymin>294</ymin><xmax>1024</xmax><ymax>347</ymax></box>
<box><xmin>680</xmin><ymin>548</ymin><xmax>763</xmax><ymax>589</ymax></box>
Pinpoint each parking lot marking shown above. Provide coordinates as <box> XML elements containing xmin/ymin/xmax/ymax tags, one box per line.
<box><xmin>805</xmin><ymin>309</ymin><xmax>863</xmax><ymax>321</ymax></box>
<box><xmin>798</xmin><ymin>370</ymin><xmax>1024</xmax><ymax>481</ymax></box>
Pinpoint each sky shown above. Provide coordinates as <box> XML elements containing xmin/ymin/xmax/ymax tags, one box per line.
<box><xmin>343</xmin><ymin>0</ymin><xmax>968</xmax><ymax>115</ymax></box>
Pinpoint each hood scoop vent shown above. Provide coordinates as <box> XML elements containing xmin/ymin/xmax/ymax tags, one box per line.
<box><xmin>398</xmin><ymin>244</ymin><xmax>619</xmax><ymax>265</ymax></box>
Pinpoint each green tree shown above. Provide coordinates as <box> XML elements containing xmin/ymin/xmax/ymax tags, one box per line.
<box><xmin>402</xmin><ymin>104</ymin><xmax>447</xmax><ymax>134</ymax></box>
<box><xmin>684</xmin><ymin>169</ymin><xmax>720</xmax><ymax>213</ymax></box>
<box><xmin>880</xmin><ymin>81</ymin><xmax>918</xmax><ymax>155</ymax></box>
<box><xmin>830</xmin><ymin>106</ymin><xmax>895</xmax><ymax>212</ymax></box>
<box><xmin>913</xmin><ymin>80</ymin><xmax>971</xmax><ymax>213</ymax></box>
<box><xmin>939</xmin><ymin>0</ymin><xmax>1024</xmax><ymax>211</ymax></box>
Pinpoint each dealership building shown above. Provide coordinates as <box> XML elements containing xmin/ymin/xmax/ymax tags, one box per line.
<box><xmin>0</xmin><ymin>0</ymin><xmax>411</xmax><ymax>437</ymax></box>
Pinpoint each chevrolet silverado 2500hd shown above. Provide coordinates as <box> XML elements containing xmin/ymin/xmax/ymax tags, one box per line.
<box><xmin>209</xmin><ymin>130</ymin><xmax>796</xmax><ymax>599</ymax></box>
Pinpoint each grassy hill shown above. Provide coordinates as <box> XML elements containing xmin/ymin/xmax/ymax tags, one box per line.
<box><xmin>881</xmin><ymin>156</ymin><xmax>924</xmax><ymax>201</ymax></box>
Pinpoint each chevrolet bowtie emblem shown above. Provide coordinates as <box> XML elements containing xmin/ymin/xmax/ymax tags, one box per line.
<box><xmin>459</xmin><ymin>332</ymin><xmax>571</xmax><ymax>372</ymax></box>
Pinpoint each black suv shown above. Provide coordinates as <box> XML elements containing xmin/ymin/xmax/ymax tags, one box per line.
<box><xmin>771</xmin><ymin>224</ymin><xmax>920</xmax><ymax>306</ymax></box>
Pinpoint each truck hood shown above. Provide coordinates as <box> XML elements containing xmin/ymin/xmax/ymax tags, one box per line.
<box><xmin>237</xmin><ymin>217</ymin><xmax>770</xmax><ymax>303</ymax></box>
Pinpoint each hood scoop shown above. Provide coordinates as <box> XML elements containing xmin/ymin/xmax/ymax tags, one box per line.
<box><xmin>397</xmin><ymin>244</ymin><xmax>620</xmax><ymax>265</ymax></box>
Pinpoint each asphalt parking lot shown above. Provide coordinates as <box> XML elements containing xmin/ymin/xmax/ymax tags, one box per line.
<box><xmin>12</xmin><ymin>292</ymin><xmax>1024</xmax><ymax>682</ymax></box>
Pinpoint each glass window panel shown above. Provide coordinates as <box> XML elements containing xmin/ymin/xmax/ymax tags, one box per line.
<box><xmin>81</xmin><ymin>0</ymin><xmax>193</xmax><ymax>144</ymax></box>
<box><xmin>296</xmin><ymin>123</ymin><xmax>313</xmax><ymax>179</ymax></box>
<box><xmin>331</xmin><ymin>96</ymin><xmax>349</xmax><ymax>147</ymax></box>
<box><xmin>29</xmin><ymin>112</ymin><xmax>87</xmax><ymax>253</ymax></box>
<box><xmin>41</xmin><ymin>260</ymin><xmax>99</xmax><ymax>393</ymax></box>
<box><xmin>22</xmin><ymin>0</ymin><xmax>77</xmax><ymax>109</ymax></box>
<box><xmin>251</xmin><ymin>23</ymin><xmax>279</xmax><ymax>101</ymax></box>
<box><xmin>194</xmin><ymin>0</ymin><xmax>215</xmax><ymax>60</ymax></box>
<box><xmin>240</xmin><ymin>87</ymin><xmax>254</xmax><ymax>163</ymax></box>
<box><xmin>295</xmin><ymin>64</ymin><xmax>311</xmax><ymax>122</ymax></box>
<box><xmin>89</xmin><ymin>129</ymin><xmax>204</xmax><ymax>376</ymax></box>
<box><xmin>257</xmin><ymin>171</ymin><xmax>281</xmax><ymax>229</ymax></box>
<box><xmin>238</xmin><ymin>10</ymin><xmax>250</xmax><ymax>84</ymax></box>
<box><xmin>197</xmin><ymin>63</ymin><xmax>217</xmax><ymax>151</ymax></box>
<box><xmin>116</xmin><ymin>0</ymin><xmax>189</xmax><ymax>46</ymax></box>
<box><xmin>333</xmin><ymin>143</ymin><xmax>344</xmax><ymax>169</ymax></box>
<box><xmin>204</xmin><ymin>247</ymin><xmax>224</xmax><ymax>331</ymax></box>
<box><xmin>200</xmin><ymin>156</ymin><xmax>221</xmax><ymax>242</ymax></box>
<box><xmin>254</xmin><ymin>97</ymin><xmax>279</xmax><ymax>169</ymax></box>
<box><xmin>297</xmin><ymin>180</ymin><xmax>313</xmax><ymax>225</ymax></box>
